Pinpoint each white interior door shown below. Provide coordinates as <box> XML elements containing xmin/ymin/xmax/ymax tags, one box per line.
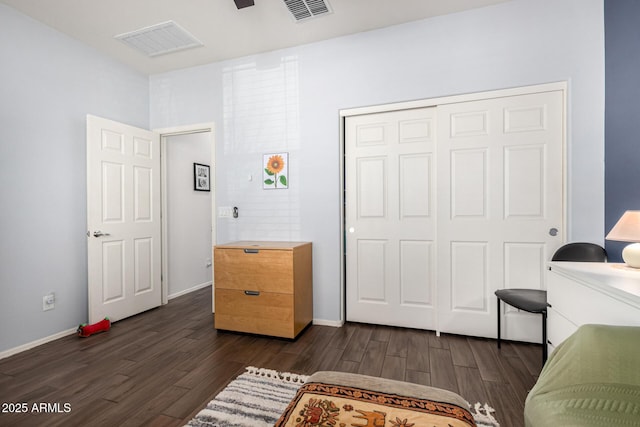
<box><xmin>436</xmin><ymin>90</ymin><xmax>564</xmax><ymax>341</ymax></box>
<box><xmin>87</xmin><ymin>115</ymin><xmax>162</xmax><ymax>323</ymax></box>
<box><xmin>345</xmin><ymin>107</ymin><xmax>437</xmax><ymax>330</ymax></box>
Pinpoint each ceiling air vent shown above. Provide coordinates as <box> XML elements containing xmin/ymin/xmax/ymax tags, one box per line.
<box><xmin>115</xmin><ymin>21</ymin><xmax>203</xmax><ymax>57</ymax></box>
<box><xmin>283</xmin><ymin>0</ymin><xmax>332</xmax><ymax>22</ymax></box>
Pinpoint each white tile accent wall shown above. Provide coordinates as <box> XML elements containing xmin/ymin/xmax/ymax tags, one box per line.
<box><xmin>220</xmin><ymin>56</ymin><xmax>303</xmax><ymax>242</ymax></box>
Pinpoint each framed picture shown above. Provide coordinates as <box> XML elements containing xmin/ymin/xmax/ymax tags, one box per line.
<box><xmin>194</xmin><ymin>163</ymin><xmax>210</xmax><ymax>191</ymax></box>
<box><xmin>263</xmin><ymin>152</ymin><xmax>289</xmax><ymax>189</ymax></box>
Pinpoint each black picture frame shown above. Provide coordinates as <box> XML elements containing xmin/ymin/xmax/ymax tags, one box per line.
<box><xmin>194</xmin><ymin>163</ymin><xmax>210</xmax><ymax>191</ymax></box>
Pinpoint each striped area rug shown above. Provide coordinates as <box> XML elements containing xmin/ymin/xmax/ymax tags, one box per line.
<box><xmin>185</xmin><ymin>367</ymin><xmax>308</xmax><ymax>427</ymax></box>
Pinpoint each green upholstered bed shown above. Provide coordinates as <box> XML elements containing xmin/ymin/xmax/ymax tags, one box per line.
<box><xmin>525</xmin><ymin>324</ymin><xmax>640</xmax><ymax>426</ymax></box>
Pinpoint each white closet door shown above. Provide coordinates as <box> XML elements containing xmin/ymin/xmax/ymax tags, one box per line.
<box><xmin>436</xmin><ymin>91</ymin><xmax>564</xmax><ymax>341</ymax></box>
<box><xmin>345</xmin><ymin>107</ymin><xmax>437</xmax><ymax>330</ymax></box>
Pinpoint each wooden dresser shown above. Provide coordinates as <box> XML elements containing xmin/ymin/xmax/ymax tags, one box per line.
<box><xmin>547</xmin><ymin>261</ymin><xmax>640</xmax><ymax>354</ymax></box>
<box><xmin>213</xmin><ymin>241</ymin><xmax>312</xmax><ymax>339</ymax></box>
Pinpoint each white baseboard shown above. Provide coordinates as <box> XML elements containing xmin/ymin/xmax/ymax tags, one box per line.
<box><xmin>167</xmin><ymin>281</ymin><xmax>212</xmax><ymax>301</ymax></box>
<box><xmin>0</xmin><ymin>327</ymin><xmax>77</xmax><ymax>360</ymax></box>
<box><xmin>312</xmin><ymin>318</ymin><xmax>344</xmax><ymax>327</ymax></box>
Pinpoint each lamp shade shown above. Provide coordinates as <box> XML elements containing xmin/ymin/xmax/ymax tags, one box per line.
<box><xmin>606</xmin><ymin>210</ymin><xmax>640</xmax><ymax>268</ymax></box>
<box><xmin>606</xmin><ymin>210</ymin><xmax>640</xmax><ymax>242</ymax></box>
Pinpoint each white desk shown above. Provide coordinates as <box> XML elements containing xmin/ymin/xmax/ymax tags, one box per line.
<box><xmin>546</xmin><ymin>262</ymin><xmax>640</xmax><ymax>354</ymax></box>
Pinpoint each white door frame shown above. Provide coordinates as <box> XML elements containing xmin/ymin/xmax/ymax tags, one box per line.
<box><xmin>339</xmin><ymin>81</ymin><xmax>567</xmax><ymax>332</ymax></box>
<box><xmin>155</xmin><ymin>123</ymin><xmax>216</xmax><ymax>306</ymax></box>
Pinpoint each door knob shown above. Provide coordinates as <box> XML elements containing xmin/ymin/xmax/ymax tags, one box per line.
<box><xmin>549</xmin><ymin>228</ymin><xmax>558</xmax><ymax>236</ymax></box>
<box><xmin>93</xmin><ymin>231</ymin><xmax>111</xmax><ymax>237</ymax></box>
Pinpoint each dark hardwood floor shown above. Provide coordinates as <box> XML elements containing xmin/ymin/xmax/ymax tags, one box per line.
<box><xmin>0</xmin><ymin>286</ymin><xmax>542</xmax><ymax>427</ymax></box>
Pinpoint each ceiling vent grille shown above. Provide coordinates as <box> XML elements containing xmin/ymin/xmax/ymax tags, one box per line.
<box><xmin>115</xmin><ymin>21</ymin><xmax>203</xmax><ymax>57</ymax></box>
<box><xmin>283</xmin><ymin>0</ymin><xmax>332</xmax><ymax>22</ymax></box>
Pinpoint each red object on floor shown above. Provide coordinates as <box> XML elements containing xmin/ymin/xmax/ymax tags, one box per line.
<box><xmin>77</xmin><ymin>317</ymin><xmax>111</xmax><ymax>337</ymax></box>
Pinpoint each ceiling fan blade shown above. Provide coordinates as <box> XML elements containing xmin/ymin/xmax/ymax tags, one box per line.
<box><xmin>234</xmin><ymin>0</ymin><xmax>255</xmax><ymax>9</ymax></box>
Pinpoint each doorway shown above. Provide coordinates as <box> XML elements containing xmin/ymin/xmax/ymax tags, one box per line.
<box><xmin>159</xmin><ymin>124</ymin><xmax>216</xmax><ymax>309</ymax></box>
<box><xmin>87</xmin><ymin>118</ymin><xmax>215</xmax><ymax>324</ymax></box>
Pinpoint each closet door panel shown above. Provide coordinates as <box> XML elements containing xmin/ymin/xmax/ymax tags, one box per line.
<box><xmin>437</xmin><ymin>91</ymin><xmax>564</xmax><ymax>341</ymax></box>
<box><xmin>345</xmin><ymin>108</ymin><xmax>436</xmax><ymax>330</ymax></box>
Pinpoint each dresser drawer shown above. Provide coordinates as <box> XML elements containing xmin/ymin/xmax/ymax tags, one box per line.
<box><xmin>214</xmin><ymin>289</ymin><xmax>295</xmax><ymax>338</ymax></box>
<box><xmin>547</xmin><ymin>307</ymin><xmax>577</xmax><ymax>349</ymax></box>
<box><xmin>548</xmin><ymin>267</ymin><xmax>640</xmax><ymax>327</ymax></box>
<box><xmin>214</xmin><ymin>247</ymin><xmax>293</xmax><ymax>293</ymax></box>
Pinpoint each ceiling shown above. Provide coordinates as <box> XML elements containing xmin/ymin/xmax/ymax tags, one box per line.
<box><xmin>2</xmin><ymin>0</ymin><xmax>510</xmax><ymax>75</ymax></box>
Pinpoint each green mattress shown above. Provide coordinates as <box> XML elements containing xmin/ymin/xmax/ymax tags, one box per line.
<box><xmin>525</xmin><ymin>324</ymin><xmax>640</xmax><ymax>426</ymax></box>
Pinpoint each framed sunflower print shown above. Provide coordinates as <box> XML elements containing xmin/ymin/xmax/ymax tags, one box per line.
<box><xmin>263</xmin><ymin>153</ymin><xmax>288</xmax><ymax>189</ymax></box>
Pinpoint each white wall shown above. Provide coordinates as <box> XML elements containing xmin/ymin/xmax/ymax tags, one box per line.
<box><xmin>0</xmin><ymin>4</ymin><xmax>149</xmax><ymax>354</ymax></box>
<box><xmin>150</xmin><ymin>0</ymin><xmax>605</xmax><ymax>324</ymax></box>
<box><xmin>165</xmin><ymin>132</ymin><xmax>213</xmax><ymax>298</ymax></box>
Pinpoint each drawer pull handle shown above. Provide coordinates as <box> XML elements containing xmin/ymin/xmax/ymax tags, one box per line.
<box><xmin>244</xmin><ymin>290</ymin><xmax>260</xmax><ymax>296</ymax></box>
<box><xmin>244</xmin><ymin>249</ymin><xmax>259</xmax><ymax>254</ymax></box>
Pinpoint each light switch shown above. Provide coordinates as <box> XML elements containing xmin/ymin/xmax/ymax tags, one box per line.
<box><xmin>218</xmin><ymin>206</ymin><xmax>233</xmax><ymax>218</ymax></box>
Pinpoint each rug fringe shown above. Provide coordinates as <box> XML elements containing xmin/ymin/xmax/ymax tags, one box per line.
<box><xmin>470</xmin><ymin>402</ymin><xmax>499</xmax><ymax>425</ymax></box>
<box><xmin>245</xmin><ymin>366</ymin><xmax>309</xmax><ymax>384</ymax></box>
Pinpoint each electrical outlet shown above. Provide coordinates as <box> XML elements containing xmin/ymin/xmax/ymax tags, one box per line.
<box><xmin>43</xmin><ymin>293</ymin><xmax>55</xmax><ymax>311</ymax></box>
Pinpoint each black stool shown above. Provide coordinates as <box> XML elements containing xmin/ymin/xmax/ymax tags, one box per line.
<box><xmin>495</xmin><ymin>242</ymin><xmax>607</xmax><ymax>365</ymax></box>
<box><xmin>496</xmin><ymin>289</ymin><xmax>548</xmax><ymax>363</ymax></box>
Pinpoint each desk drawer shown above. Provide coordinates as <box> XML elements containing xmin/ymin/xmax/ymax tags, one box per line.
<box><xmin>548</xmin><ymin>268</ymin><xmax>640</xmax><ymax>327</ymax></box>
<box><xmin>214</xmin><ymin>289</ymin><xmax>295</xmax><ymax>338</ymax></box>
<box><xmin>547</xmin><ymin>307</ymin><xmax>577</xmax><ymax>349</ymax></box>
<box><xmin>214</xmin><ymin>247</ymin><xmax>293</xmax><ymax>293</ymax></box>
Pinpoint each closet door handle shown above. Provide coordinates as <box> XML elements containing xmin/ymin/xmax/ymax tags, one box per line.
<box><xmin>244</xmin><ymin>290</ymin><xmax>260</xmax><ymax>296</ymax></box>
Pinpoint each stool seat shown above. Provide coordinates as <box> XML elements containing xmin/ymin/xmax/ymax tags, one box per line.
<box><xmin>494</xmin><ymin>289</ymin><xmax>548</xmax><ymax>313</ymax></box>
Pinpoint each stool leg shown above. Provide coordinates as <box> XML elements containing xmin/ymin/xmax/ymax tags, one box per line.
<box><xmin>497</xmin><ymin>296</ymin><xmax>501</xmax><ymax>349</ymax></box>
<box><xmin>542</xmin><ymin>311</ymin><xmax>548</xmax><ymax>364</ymax></box>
